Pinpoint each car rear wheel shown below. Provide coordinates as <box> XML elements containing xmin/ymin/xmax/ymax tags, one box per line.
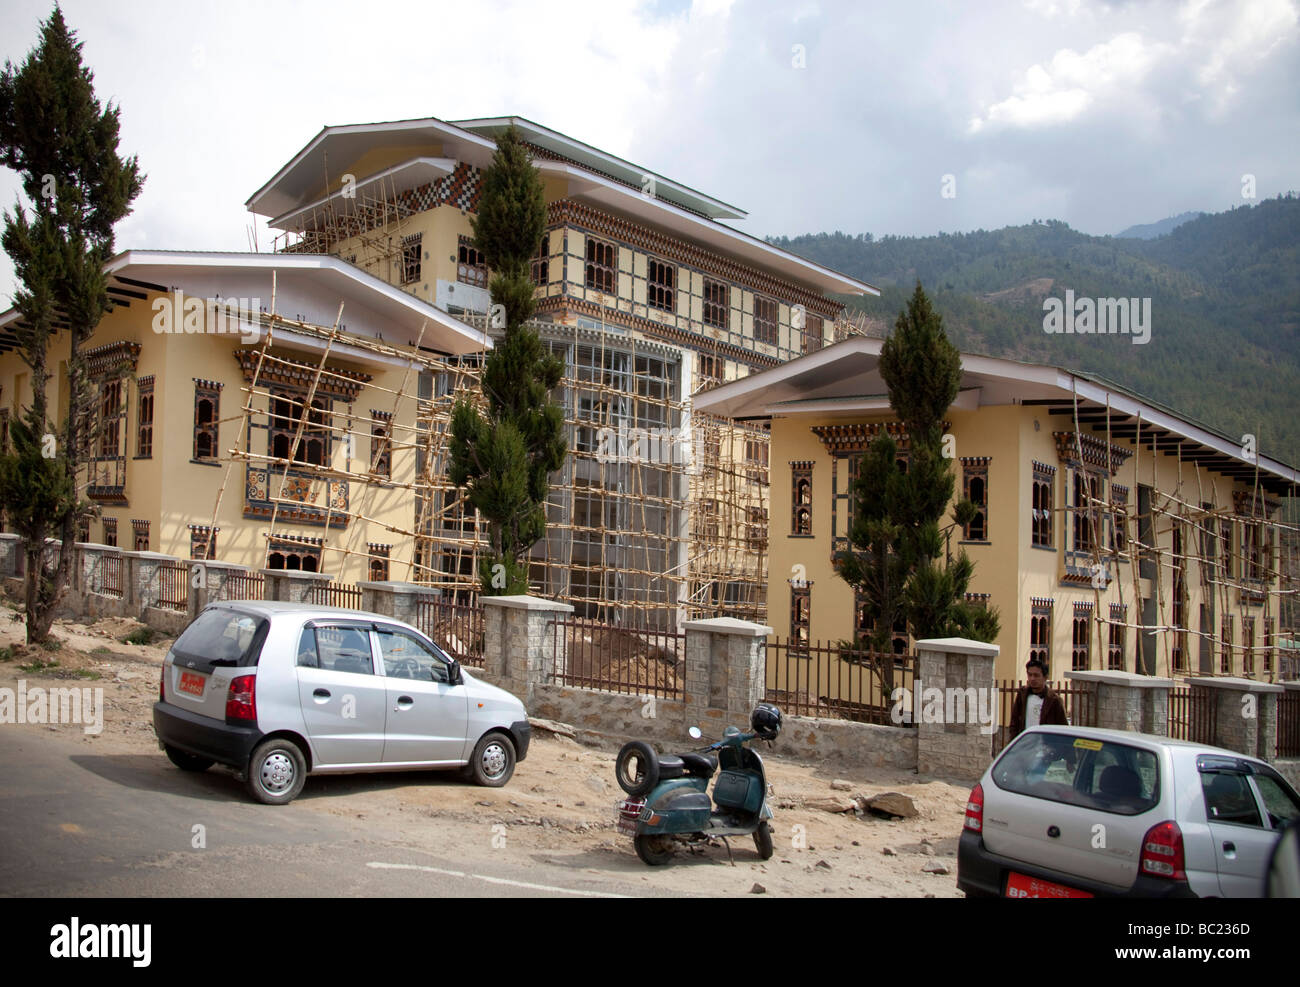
<box><xmin>247</xmin><ymin>738</ymin><xmax>307</xmax><ymax>805</ymax></box>
<box><xmin>164</xmin><ymin>745</ymin><xmax>214</xmax><ymax>772</ymax></box>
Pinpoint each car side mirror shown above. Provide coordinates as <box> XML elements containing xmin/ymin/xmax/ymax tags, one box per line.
<box><xmin>444</xmin><ymin>659</ymin><xmax>462</xmax><ymax>686</ymax></box>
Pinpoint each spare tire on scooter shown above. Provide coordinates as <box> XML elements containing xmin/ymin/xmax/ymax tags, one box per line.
<box><xmin>615</xmin><ymin>741</ymin><xmax>660</xmax><ymax>797</ymax></box>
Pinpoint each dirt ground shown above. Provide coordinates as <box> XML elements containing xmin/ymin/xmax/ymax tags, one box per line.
<box><xmin>0</xmin><ymin>603</ymin><xmax>973</xmax><ymax>897</ymax></box>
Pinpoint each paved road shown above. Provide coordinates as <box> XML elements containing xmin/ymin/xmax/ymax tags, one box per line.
<box><xmin>0</xmin><ymin>728</ymin><xmax>677</xmax><ymax>898</ymax></box>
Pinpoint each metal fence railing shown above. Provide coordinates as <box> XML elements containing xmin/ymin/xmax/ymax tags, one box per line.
<box><xmin>308</xmin><ymin>581</ymin><xmax>363</xmax><ymax>610</ymax></box>
<box><xmin>765</xmin><ymin>638</ymin><xmax>916</xmax><ymax>726</ymax></box>
<box><xmin>1277</xmin><ymin>686</ymin><xmax>1300</xmax><ymax>758</ymax></box>
<box><xmin>547</xmin><ymin>615</ymin><xmax>685</xmax><ymax>699</ymax></box>
<box><xmin>1167</xmin><ymin>685</ymin><xmax>1218</xmax><ymax>746</ymax></box>
<box><xmin>216</xmin><ymin>571</ymin><xmax>265</xmax><ymax>601</ymax></box>
<box><xmin>414</xmin><ymin>598</ymin><xmax>485</xmax><ymax>668</ymax></box>
<box><xmin>155</xmin><ymin>561</ymin><xmax>190</xmax><ymax>613</ymax></box>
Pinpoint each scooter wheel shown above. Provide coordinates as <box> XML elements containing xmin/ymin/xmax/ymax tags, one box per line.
<box><xmin>615</xmin><ymin>741</ymin><xmax>660</xmax><ymax>797</ymax></box>
<box><xmin>753</xmin><ymin>820</ymin><xmax>774</xmax><ymax>860</ymax></box>
<box><xmin>635</xmin><ymin>834</ymin><xmax>676</xmax><ymax>866</ymax></box>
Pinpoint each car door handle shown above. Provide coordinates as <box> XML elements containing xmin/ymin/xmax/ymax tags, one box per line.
<box><xmin>1222</xmin><ymin>841</ymin><xmax>1236</xmax><ymax>858</ymax></box>
<box><xmin>394</xmin><ymin>696</ymin><xmax>414</xmax><ymax>710</ymax></box>
<box><xmin>312</xmin><ymin>688</ymin><xmax>331</xmax><ymax>700</ymax></box>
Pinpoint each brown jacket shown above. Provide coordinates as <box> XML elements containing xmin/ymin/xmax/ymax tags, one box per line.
<box><xmin>1009</xmin><ymin>685</ymin><xmax>1068</xmax><ymax>738</ymax></box>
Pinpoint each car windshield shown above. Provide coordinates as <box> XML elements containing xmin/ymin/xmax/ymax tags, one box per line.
<box><xmin>992</xmin><ymin>732</ymin><xmax>1160</xmax><ymax>815</ymax></box>
<box><xmin>172</xmin><ymin>608</ymin><xmax>268</xmax><ymax>671</ymax></box>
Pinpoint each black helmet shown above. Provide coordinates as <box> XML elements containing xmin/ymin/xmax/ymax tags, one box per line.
<box><xmin>751</xmin><ymin>703</ymin><xmax>782</xmax><ymax>740</ymax></box>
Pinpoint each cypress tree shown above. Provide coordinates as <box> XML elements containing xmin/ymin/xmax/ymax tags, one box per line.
<box><xmin>835</xmin><ymin>283</ymin><xmax>1000</xmax><ymax>690</ymax></box>
<box><xmin>448</xmin><ymin>124</ymin><xmax>565</xmax><ymax>595</ymax></box>
<box><xmin>0</xmin><ymin>7</ymin><xmax>144</xmax><ymax>643</ymax></box>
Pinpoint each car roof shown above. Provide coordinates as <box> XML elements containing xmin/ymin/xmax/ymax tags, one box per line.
<box><xmin>1019</xmin><ymin>724</ymin><xmax>1272</xmax><ymax>766</ymax></box>
<box><xmin>203</xmin><ymin>599</ymin><xmax>410</xmax><ymax>627</ymax></box>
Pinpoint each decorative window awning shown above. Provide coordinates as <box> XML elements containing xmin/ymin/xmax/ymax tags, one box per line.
<box><xmin>1052</xmin><ymin>431</ymin><xmax>1132</xmax><ymax>474</ymax></box>
<box><xmin>234</xmin><ymin>348</ymin><xmax>372</xmax><ymax>401</ymax></box>
<box><xmin>85</xmin><ymin>340</ymin><xmax>141</xmax><ymax>377</ymax></box>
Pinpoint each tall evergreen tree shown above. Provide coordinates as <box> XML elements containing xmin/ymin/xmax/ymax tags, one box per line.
<box><xmin>835</xmin><ymin>283</ymin><xmax>999</xmax><ymax>690</ymax></box>
<box><xmin>448</xmin><ymin>124</ymin><xmax>565</xmax><ymax>595</ymax></box>
<box><xmin>0</xmin><ymin>6</ymin><xmax>143</xmax><ymax>643</ymax></box>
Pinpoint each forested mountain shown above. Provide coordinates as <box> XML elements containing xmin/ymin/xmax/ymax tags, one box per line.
<box><xmin>770</xmin><ymin>195</ymin><xmax>1300</xmax><ymax>463</ymax></box>
<box><xmin>1115</xmin><ymin>211</ymin><xmax>1204</xmax><ymax>240</ymax></box>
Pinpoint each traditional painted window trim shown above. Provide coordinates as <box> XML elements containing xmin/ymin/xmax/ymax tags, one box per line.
<box><xmin>753</xmin><ymin>295</ymin><xmax>778</xmax><ymax>346</ymax></box>
<box><xmin>697</xmin><ymin>352</ymin><xmax>723</xmax><ymax>388</ymax></box>
<box><xmin>1109</xmin><ymin>482</ymin><xmax>1129</xmax><ymax>557</ymax></box>
<box><xmin>400</xmin><ymin>232</ymin><xmax>423</xmax><ymax>285</ymax></box>
<box><xmin>84</xmin><ymin>340</ymin><xmax>141</xmax><ymax>377</ymax></box>
<box><xmin>1051</xmin><ymin>430</ymin><xmax>1132</xmax><ymax>475</ymax></box>
<box><xmin>789</xmin><ymin>582</ymin><xmax>811</xmax><ymax>655</ymax></box>
<box><xmin>646</xmin><ymin>256</ymin><xmax>674</xmax><ymax>312</ymax></box>
<box><xmin>266</xmin><ymin>534</ymin><xmax>323</xmax><ymax>572</ymax></box>
<box><xmin>457</xmin><ymin>234</ymin><xmax>488</xmax><ymax>288</ymax></box>
<box><xmin>791</xmin><ymin>461</ymin><xmax>814</xmax><ymax>537</ymax></box>
<box><xmin>584</xmin><ymin>235</ymin><xmax>617</xmax><ymax>294</ymax></box>
<box><xmin>960</xmin><ymin>456</ymin><xmax>990</xmax><ymax>542</ymax></box>
<box><xmin>800</xmin><ymin>313</ymin><xmax>825</xmax><ymax>355</ymax></box>
<box><xmin>135</xmin><ymin>375</ymin><xmax>154</xmax><ymax>460</ymax></box>
<box><xmin>1032</xmin><ymin>460</ymin><xmax>1056</xmax><ymax>551</ymax></box>
<box><xmin>1108</xmin><ymin>603</ymin><xmax>1127</xmax><ymax>670</ymax></box>
<box><xmin>1220</xmin><ymin>615</ymin><xmax>1233</xmax><ymax>674</ymax></box>
<box><xmin>531</xmin><ymin>233</ymin><xmax>550</xmax><ymax>286</ymax></box>
<box><xmin>370</xmin><ymin>409</ymin><xmax>393</xmax><ymax>479</ymax></box>
<box><xmin>1072</xmin><ymin>601</ymin><xmax>1093</xmax><ymax>671</ymax></box>
<box><xmin>193</xmin><ymin>379</ymin><xmax>222</xmax><ymax>464</ymax></box>
<box><xmin>130</xmin><ymin>519</ymin><xmax>150</xmax><ymax>553</ymax></box>
<box><xmin>189</xmin><ymin>524</ymin><xmax>218</xmax><ymax>560</ymax></box>
<box><xmin>702</xmin><ymin>277</ymin><xmax>729</xmax><ymax>330</ymax></box>
<box><xmin>233</xmin><ymin>349</ymin><xmax>372</xmax><ymax>401</ymax></box>
<box><xmin>547</xmin><ymin>199</ymin><xmax>844</xmax><ymax>321</ymax></box>
<box><xmin>102</xmin><ymin>518</ymin><xmax>118</xmax><ymax>547</ymax></box>
<box><xmin>368</xmin><ymin>542</ymin><xmax>391</xmax><ymax>581</ymax></box>
<box><xmin>1029</xmin><ymin>597</ymin><xmax>1053</xmax><ymax>668</ymax></box>
<box><xmin>1243</xmin><ymin>616</ymin><xmax>1257</xmax><ymax>676</ymax></box>
<box><xmin>812</xmin><ymin>420</ymin><xmax>939</xmax><ymax>456</ymax></box>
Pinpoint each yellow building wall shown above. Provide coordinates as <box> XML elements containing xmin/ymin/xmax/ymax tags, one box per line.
<box><xmin>769</xmin><ymin>402</ymin><xmax>1284</xmax><ymax>686</ymax></box>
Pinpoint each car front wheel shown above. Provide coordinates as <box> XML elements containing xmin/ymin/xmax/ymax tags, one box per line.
<box><xmin>468</xmin><ymin>732</ymin><xmax>516</xmax><ymax>787</ymax></box>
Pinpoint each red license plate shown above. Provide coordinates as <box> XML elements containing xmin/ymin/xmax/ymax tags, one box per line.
<box><xmin>1005</xmin><ymin>871</ymin><xmax>1093</xmax><ymax>898</ymax></box>
<box><xmin>177</xmin><ymin>671</ymin><xmax>205</xmax><ymax>697</ymax></box>
<box><xmin>616</xmin><ymin>798</ymin><xmax>646</xmax><ymax>835</ymax></box>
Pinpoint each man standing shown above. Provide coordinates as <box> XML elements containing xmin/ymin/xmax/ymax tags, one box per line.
<box><xmin>1009</xmin><ymin>658</ymin><xmax>1069</xmax><ymax>738</ymax></box>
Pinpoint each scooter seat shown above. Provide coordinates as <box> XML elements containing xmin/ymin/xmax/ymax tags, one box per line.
<box><xmin>656</xmin><ymin>754</ymin><xmax>686</xmax><ymax>780</ymax></box>
<box><xmin>679</xmin><ymin>753</ymin><xmax>718</xmax><ymax>779</ymax></box>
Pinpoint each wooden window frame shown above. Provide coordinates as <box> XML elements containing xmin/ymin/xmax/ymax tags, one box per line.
<box><xmin>753</xmin><ymin>295</ymin><xmax>778</xmax><ymax>346</ymax></box>
<box><xmin>1029</xmin><ymin>598</ymin><xmax>1053</xmax><ymax>667</ymax></box>
<box><xmin>193</xmin><ymin>380</ymin><xmax>222</xmax><ymax>462</ymax></box>
<box><xmin>531</xmin><ymin>233</ymin><xmax>550</xmax><ymax>286</ymax></box>
<box><xmin>791</xmin><ymin>462</ymin><xmax>813</xmax><ymax>536</ymax></box>
<box><xmin>961</xmin><ymin>458</ymin><xmax>990</xmax><ymax>542</ymax></box>
<box><xmin>400</xmin><ymin>233</ymin><xmax>422</xmax><ymax>285</ymax></box>
<box><xmin>1072</xmin><ymin>602</ymin><xmax>1092</xmax><ymax>671</ymax></box>
<box><xmin>584</xmin><ymin>237</ymin><xmax>616</xmax><ymax>294</ymax></box>
<box><xmin>647</xmin><ymin>257</ymin><xmax>674</xmax><ymax>312</ymax></box>
<box><xmin>457</xmin><ymin>236</ymin><xmax>488</xmax><ymax>289</ymax></box>
<box><xmin>1031</xmin><ymin>462</ymin><xmax>1055</xmax><ymax>549</ymax></box>
<box><xmin>370</xmin><ymin>411</ymin><xmax>393</xmax><ymax>479</ymax></box>
<box><xmin>1108</xmin><ymin>604</ymin><xmax>1126</xmax><ymax>670</ymax></box>
<box><xmin>703</xmin><ymin>278</ymin><xmax>729</xmax><ymax>330</ymax></box>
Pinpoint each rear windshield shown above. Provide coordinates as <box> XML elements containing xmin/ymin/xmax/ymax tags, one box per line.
<box><xmin>992</xmin><ymin>732</ymin><xmax>1161</xmax><ymax>815</ymax></box>
<box><xmin>171</xmin><ymin>608</ymin><xmax>269</xmax><ymax>672</ymax></box>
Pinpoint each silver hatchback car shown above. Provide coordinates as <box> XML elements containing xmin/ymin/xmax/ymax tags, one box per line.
<box><xmin>958</xmin><ymin>725</ymin><xmax>1300</xmax><ymax>898</ymax></box>
<box><xmin>153</xmin><ymin>601</ymin><xmax>530</xmax><ymax>804</ymax></box>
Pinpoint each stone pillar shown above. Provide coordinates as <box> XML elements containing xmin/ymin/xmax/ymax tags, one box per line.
<box><xmin>682</xmin><ymin>617</ymin><xmax>771</xmax><ymax>730</ymax></box>
<box><xmin>123</xmin><ymin>551</ymin><xmax>182</xmax><ymax>615</ymax></box>
<box><xmin>1189</xmin><ymin>676</ymin><xmax>1284</xmax><ymax>760</ymax></box>
<box><xmin>914</xmin><ymin>637</ymin><xmax>1000</xmax><ymax>780</ymax></box>
<box><xmin>1065</xmin><ymin>670</ymin><xmax>1173</xmax><ymax>735</ymax></box>
<box><xmin>358</xmin><ymin>581</ymin><xmax>438</xmax><ymax>625</ymax></box>
<box><xmin>259</xmin><ymin>568</ymin><xmax>332</xmax><ymax>604</ymax></box>
<box><xmin>479</xmin><ymin>595</ymin><xmax>574</xmax><ymax>705</ymax></box>
<box><xmin>0</xmin><ymin>533</ymin><xmax>21</xmax><ymax>578</ymax></box>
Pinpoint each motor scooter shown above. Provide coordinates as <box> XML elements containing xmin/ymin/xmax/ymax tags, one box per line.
<box><xmin>614</xmin><ymin>703</ymin><xmax>781</xmax><ymax>866</ymax></box>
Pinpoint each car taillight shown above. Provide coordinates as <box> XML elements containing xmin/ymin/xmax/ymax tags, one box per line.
<box><xmin>964</xmin><ymin>782</ymin><xmax>984</xmax><ymax>833</ymax></box>
<box><xmin>226</xmin><ymin>674</ymin><xmax>257</xmax><ymax>722</ymax></box>
<box><xmin>1140</xmin><ymin>820</ymin><xmax>1186</xmax><ymax>880</ymax></box>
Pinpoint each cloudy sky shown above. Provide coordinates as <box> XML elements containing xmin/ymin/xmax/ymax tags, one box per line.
<box><xmin>1</xmin><ymin>0</ymin><xmax>1298</xmax><ymax>304</ymax></box>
